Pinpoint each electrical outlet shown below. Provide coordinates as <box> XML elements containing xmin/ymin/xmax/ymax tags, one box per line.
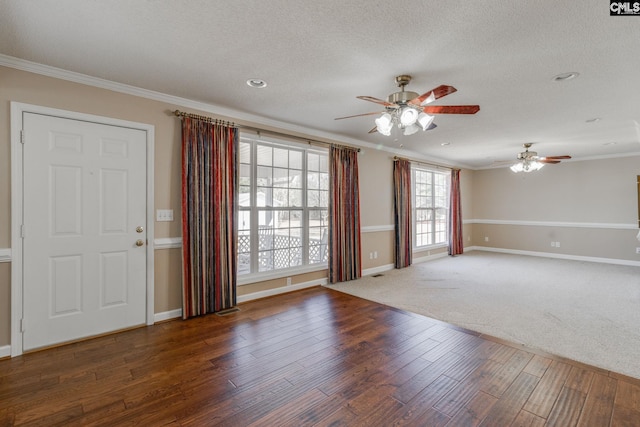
<box><xmin>550</xmin><ymin>241</ymin><xmax>555</xmax><ymax>247</ymax></box>
<box><xmin>373</xmin><ymin>251</ymin><xmax>378</xmax><ymax>259</ymax></box>
<box><xmin>286</xmin><ymin>277</ymin><xmax>292</xmax><ymax>286</ymax></box>
<box><xmin>636</xmin><ymin>247</ymin><xmax>640</xmax><ymax>254</ymax></box>
<box><xmin>484</xmin><ymin>236</ymin><xmax>489</xmax><ymax>242</ymax></box>
<box><xmin>556</xmin><ymin>241</ymin><xmax>561</xmax><ymax>248</ymax></box>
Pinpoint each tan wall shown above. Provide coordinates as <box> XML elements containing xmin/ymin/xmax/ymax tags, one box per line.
<box><xmin>470</xmin><ymin>156</ymin><xmax>640</xmax><ymax>260</ymax></box>
<box><xmin>470</xmin><ymin>157</ymin><xmax>638</xmax><ymax>223</ymax></box>
<box><xmin>358</xmin><ymin>149</ymin><xmax>394</xmax><ymax>227</ymax></box>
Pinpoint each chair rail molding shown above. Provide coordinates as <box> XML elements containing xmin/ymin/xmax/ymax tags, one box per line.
<box><xmin>0</xmin><ymin>248</ymin><xmax>11</xmax><ymax>263</ymax></box>
<box><xmin>464</xmin><ymin>219</ymin><xmax>636</xmax><ymax>230</ymax></box>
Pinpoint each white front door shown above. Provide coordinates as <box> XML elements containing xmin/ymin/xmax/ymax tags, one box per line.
<box><xmin>22</xmin><ymin>112</ymin><xmax>148</xmax><ymax>351</ymax></box>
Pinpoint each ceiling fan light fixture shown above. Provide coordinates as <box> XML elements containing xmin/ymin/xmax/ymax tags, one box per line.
<box><xmin>511</xmin><ymin>160</ymin><xmax>544</xmax><ymax>173</ymax></box>
<box><xmin>510</xmin><ymin>162</ymin><xmax>523</xmax><ymax>173</ymax></box>
<box><xmin>375</xmin><ymin>113</ymin><xmax>393</xmax><ymax>135</ymax></box>
<box><xmin>417</xmin><ymin>112</ymin><xmax>435</xmax><ymax>131</ymax></box>
<box><xmin>400</xmin><ymin>107</ymin><xmax>419</xmax><ymax>126</ymax></box>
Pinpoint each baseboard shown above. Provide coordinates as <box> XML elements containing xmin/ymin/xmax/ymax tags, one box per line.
<box><xmin>362</xmin><ymin>251</ymin><xmax>450</xmax><ymax>276</ymax></box>
<box><xmin>466</xmin><ymin>246</ymin><xmax>640</xmax><ymax>267</ymax></box>
<box><xmin>362</xmin><ymin>263</ymin><xmax>394</xmax><ymax>276</ymax></box>
<box><xmin>0</xmin><ymin>345</ymin><xmax>10</xmax><ymax>358</ymax></box>
<box><xmin>237</xmin><ymin>278</ymin><xmax>327</xmax><ymax>303</ymax></box>
<box><xmin>154</xmin><ymin>308</ymin><xmax>182</xmax><ymax>322</ymax></box>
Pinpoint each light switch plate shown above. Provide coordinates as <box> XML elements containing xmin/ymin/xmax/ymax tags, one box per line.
<box><xmin>156</xmin><ymin>209</ymin><xmax>174</xmax><ymax>222</ymax></box>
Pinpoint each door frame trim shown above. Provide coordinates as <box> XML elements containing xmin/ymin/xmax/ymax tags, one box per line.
<box><xmin>10</xmin><ymin>102</ymin><xmax>155</xmax><ymax>357</ymax></box>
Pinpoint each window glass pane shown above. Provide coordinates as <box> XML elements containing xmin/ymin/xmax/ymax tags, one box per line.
<box><xmin>308</xmin><ymin>153</ymin><xmax>319</xmax><ymax>171</ymax></box>
<box><xmin>257</xmin><ymin>145</ymin><xmax>272</xmax><ymax>166</ymax></box>
<box><xmin>239</xmin><ymin>186</ymin><xmax>251</xmax><ymax>207</ymax></box>
<box><xmin>307</xmin><ymin>172</ymin><xmax>319</xmax><ymax>190</ymax></box>
<box><xmin>319</xmin><ymin>155</ymin><xmax>328</xmax><ymax>172</ymax></box>
<box><xmin>319</xmin><ymin>172</ymin><xmax>329</xmax><ymax>190</ymax></box>
<box><xmin>290</xmin><ymin>210</ymin><xmax>302</xmax><ymax>227</ymax></box>
<box><xmin>237</xmin><ymin>210</ymin><xmax>251</xmax><ymax>275</ymax></box>
<box><xmin>273</xmin><ymin>188</ymin><xmax>288</xmax><ymax>207</ymax></box>
<box><xmin>289</xmin><ymin>169</ymin><xmax>302</xmax><ymax>188</ymax></box>
<box><xmin>274</xmin><ymin>148</ymin><xmax>288</xmax><ymax>168</ymax></box>
<box><xmin>308</xmin><ymin>190</ymin><xmax>320</xmax><ymax>207</ymax></box>
<box><xmin>289</xmin><ymin>189</ymin><xmax>303</xmax><ymax>207</ymax></box>
<box><xmin>290</xmin><ymin>151</ymin><xmax>302</xmax><ymax>169</ymax></box>
<box><xmin>257</xmin><ymin>166</ymin><xmax>272</xmax><ymax>187</ymax></box>
<box><xmin>318</xmin><ymin>190</ymin><xmax>328</xmax><ymax>208</ymax></box>
<box><xmin>273</xmin><ymin>168</ymin><xmax>289</xmax><ymax>187</ymax></box>
<box><xmin>239</xmin><ymin>141</ymin><xmax>251</xmax><ymax>164</ymax></box>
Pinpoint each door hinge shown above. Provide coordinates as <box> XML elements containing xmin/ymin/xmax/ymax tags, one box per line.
<box><xmin>21</xmin><ymin>318</ymin><xmax>26</xmax><ymax>333</ymax></box>
<box><xmin>20</xmin><ymin>130</ymin><xmax>25</xmax><ymax>144</ymax></box>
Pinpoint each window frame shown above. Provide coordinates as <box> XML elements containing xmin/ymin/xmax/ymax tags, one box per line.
<box><xmin>237</xmin><ymin>134</ymin><xmax>329</xmax><ymax>285</ymax></box>
<box><xmin>411</xmin><ymin>166</ymin><xmax>450</xmax><ymax>250</ymax></box>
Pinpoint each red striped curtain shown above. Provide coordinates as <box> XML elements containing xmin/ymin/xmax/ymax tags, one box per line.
<box><xmin>393</xmin><ymin>158</ymin><xmax>412</xmax><ymax>268</ymax></box>
<box><xmin>181</xmin><ymin>117</ymin><xmax>238</xmax><ymax>318</ymax></box>
<box><xmin>448</xmin><ymin>168</ymin><xmax>464</xmax><ymax>255</ymax></box>
<box><xmin>328</xmin><ymin>145</ymin><xmax>362</xmax><ymax>283</ymax></box>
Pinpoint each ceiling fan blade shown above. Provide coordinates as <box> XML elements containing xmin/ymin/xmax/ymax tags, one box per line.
<box><xmin>542</xmin><ymin>155</ymin><xmax>572</xmax><ymax>160</ymax></box>
<box><xmin>426</xmin><ymin>123</ymin><xmax>437</xmax><ymax>131</ymax></box>
<box><xmin>422</xmin><ymin>105</ymin><xmax>480</xmax><ymax>114</ymax></box>
<box><xmin>356</xmin><ymin>95</ymin><xmax>398</xmax><ymax>108</ymax></box>
<box><xmin>408</xmin><ymin>85</ymin><xmax>457</xmax><ymax>107</ymax></box>
<box><xmin>368</xmin><ymin>126</ymin><xmax>378</xmax><ymax>134</ymax></box>
<box><xmin>334</xmin><ymin>111</ymin><xmax>384</xmax><ymax>120</ymax></box>
<box><xmin>538</xmin><ymin>159</ymin><xmax>561</xmax><ymax>164</ymax></box>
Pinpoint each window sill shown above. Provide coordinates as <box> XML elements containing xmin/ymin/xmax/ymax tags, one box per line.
<box><xmin>413</xmin><ymin>243</ymin><xmax>448</xmax><ymax>253</ymax></box>
<box><xmin>237</xmin><ymin>263</ymin><xmax>328</xmax><ymax>286</ymax></box>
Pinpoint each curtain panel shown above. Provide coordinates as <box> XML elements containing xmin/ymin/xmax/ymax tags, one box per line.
<box><xmin>328</xmin><ymin>145</ymin><xmax>362</xmax><ymax>283</ymax></box>
<box><xmin>181</xmin><ymin>117</ymin><xmax>238</xmax><ymax>318</ymax></box>
<box><xmin>393</xmin><ymin>159</ymin><xmax>412</xmax><ymax>268</ymax></box>
<box><xmin>448</xmin><ymin>168</ymin><xmax>464</xmax><ymax>255</ymax></box>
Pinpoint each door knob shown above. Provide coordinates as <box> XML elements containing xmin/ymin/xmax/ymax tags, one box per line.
<box><xmin>136</xmin><ymin>226</ymin><xmax>144</xmax><ymax>233</ymax></box>
<box><xmin>135</xmin><ymin>239</ymin><xmax>144</xmax><ymax>247</ymax></box>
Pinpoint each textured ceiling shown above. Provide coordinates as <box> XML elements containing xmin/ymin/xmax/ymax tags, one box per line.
<box><xmin>1</xmin><ymin>0</ymin><xmax>639</xmax><ymax>168</ymax></box>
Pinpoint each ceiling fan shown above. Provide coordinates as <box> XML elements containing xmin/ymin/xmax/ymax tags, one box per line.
<box><xmin>502</xmin><ymin>143</ymin><xmax>572</xmax><ymax>173</ymax></box>
<box><xmin>334</xmin><ymin>74</ymin><xmax>480</xmax><ymax>136</ymax></box>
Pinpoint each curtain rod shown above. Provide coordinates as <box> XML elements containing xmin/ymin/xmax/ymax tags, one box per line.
<box><xmin>393</xmin><ymin>156</ymin><xmax>454</xmax><ymax>171</ymax></box>
<box><xmin>173</xmin><ymin>109</ymin><xmax>360</xmax><ymax>152</ymax></box>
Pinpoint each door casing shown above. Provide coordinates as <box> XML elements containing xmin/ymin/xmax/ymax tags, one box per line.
<box><xmin>10</xmin><ymin>102</ymin><xmax>155</xmax><ymax>356</ymax></box>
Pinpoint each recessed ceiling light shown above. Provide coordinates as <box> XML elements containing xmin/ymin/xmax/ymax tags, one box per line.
<box><xmin>603</xmin><ymin>141</ymin><xmax>617</xmax><ymax>146</ymax></box>
<box><xmin>586</xmin><ymin>118</ymin><xmax>600</xmax><ymax>123</ymax></box>
<box><xmin>441</xmin><ymin>142</ymin><xmax>450</xmax><ymax>146</ymax></box>
<box><xmin>552</xmin><ymin>72</ymin><xmax>579</xmax><ymax>82</ymax></box>
<box><xmin>246</xmin><ymin>78</ymin><xmax>267</xmax><ymax>88</ymax></box>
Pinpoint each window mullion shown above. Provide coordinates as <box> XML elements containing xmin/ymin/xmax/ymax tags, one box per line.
<box><xmin>250</xmin><ymin>141</ymin><xmax>259</xmax><ymax>274</ymax></box>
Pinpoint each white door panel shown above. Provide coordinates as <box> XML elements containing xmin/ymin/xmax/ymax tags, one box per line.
<box><xmin>22</xmin><ymin>113</ymin><xmax>147</xmax><ymax>351</ymax></box>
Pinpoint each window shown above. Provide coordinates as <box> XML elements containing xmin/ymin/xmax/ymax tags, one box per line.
<box><xmin>238</xmin><ymin>135</ymin><xmax>329</xmax><ymax>276</ymax></box>
<box><xmin>412</xmin><ymin>167</ymin><xmax>449</xmax><ymax>248</ymax></box>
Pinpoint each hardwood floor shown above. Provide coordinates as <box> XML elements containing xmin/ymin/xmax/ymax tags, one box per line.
<box><xmin>1</xmin><ymin>286</ymin><xmax>640</xmax><ymax>426</ymax></box>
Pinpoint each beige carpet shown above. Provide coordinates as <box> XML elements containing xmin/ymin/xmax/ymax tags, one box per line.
<box><xmin>327</xmin><ymin>251</ymin><xmax>640</xmax><ymax>379</ymax></box>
